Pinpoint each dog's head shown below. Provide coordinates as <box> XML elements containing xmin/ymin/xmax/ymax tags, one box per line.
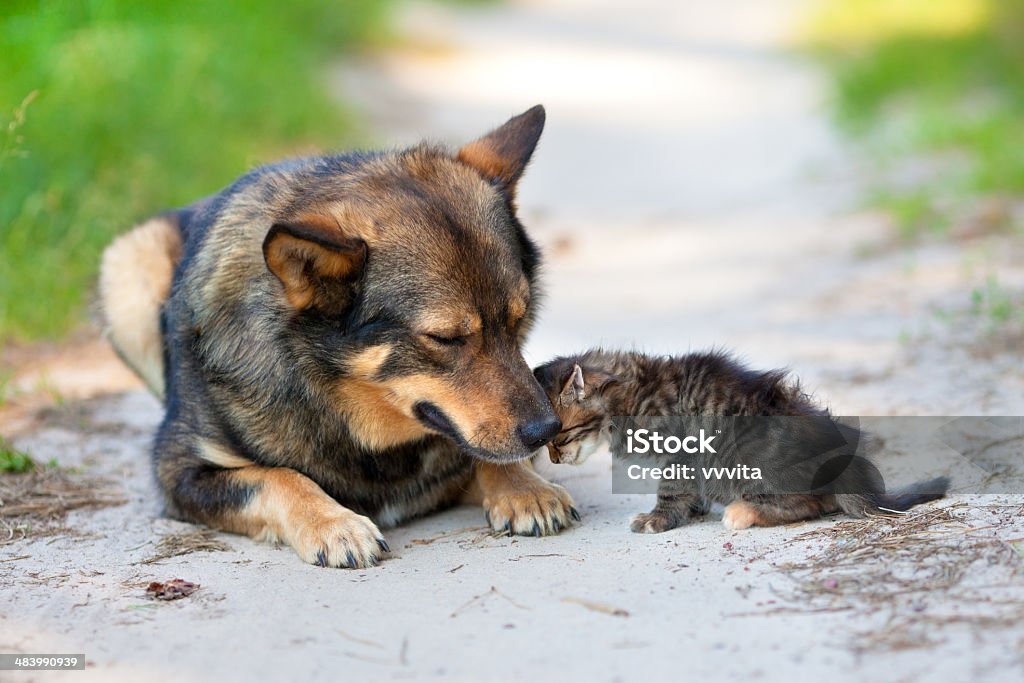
<box><xmin>261</xmin><ymin>106</ymin><xmax>560</xmax><ymax>462</ymax></box>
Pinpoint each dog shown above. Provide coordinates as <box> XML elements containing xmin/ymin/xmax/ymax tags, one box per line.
<box><xmin>99</xmin><ymin>106</ymin><xmax>578</xmax><ymax>568</ymax></box>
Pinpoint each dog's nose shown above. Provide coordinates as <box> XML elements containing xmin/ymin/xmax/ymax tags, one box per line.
<box><xmin>518</xmin><ymin>415</ymin><xmax>562</xmax><ymax>450</ymax></box>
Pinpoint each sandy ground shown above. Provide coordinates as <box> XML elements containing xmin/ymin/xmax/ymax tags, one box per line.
<box><xmin>3</xmin><ymin>1</ymin><xmax>1024</xmax><ymax>681</ymax></box>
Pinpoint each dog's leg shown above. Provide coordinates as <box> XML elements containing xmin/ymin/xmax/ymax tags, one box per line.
<box><xmin>466</xmin><ymin>460</ymin><xmax>578</xmax><ymax>536</ymax></box>
<box><xmin>159</xmin><ymin>445</ymin><xmax>388</xmax><ymax>568</ymax></box>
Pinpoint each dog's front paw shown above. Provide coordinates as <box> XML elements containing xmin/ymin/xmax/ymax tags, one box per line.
<box><xmin>292</xmin><ymin>509</ymin><xmax>390</xmax><ymax>568</ymax></box>
<box><xmin>485</xmin><ymin>481</ymin><xmax>579</xmax><ymax>536</ymax></box>
<box><xmin>630</xmin><ymin>509</ymin><xmax>684</xmax><ymax>534</ymax></box>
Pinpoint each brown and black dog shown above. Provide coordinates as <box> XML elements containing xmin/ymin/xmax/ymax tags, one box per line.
<box><xmin>99</xmin><ymin>106</ymin><xmax>578</xmax><ymax>568</ymax></box>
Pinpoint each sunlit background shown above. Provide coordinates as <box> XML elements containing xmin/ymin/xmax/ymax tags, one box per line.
<box><xmin>2</xmin><ymin>4</ymin><xmax>1024</xmax><ymax>676</ymax></box>
<box><xmin>2</xmin><ymin>0</ymin><xmax>1022</xmax><ymax>429</ymax></box>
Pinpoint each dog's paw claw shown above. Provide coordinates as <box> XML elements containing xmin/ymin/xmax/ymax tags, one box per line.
<box><xmin>570</xmin><ymin>507</ymin><xmax>581</xmax><ymax>522</ymax></box>
<box><xmin>484</xmin><ymin>481</ymin><xmax>576</xmax><ymax>537</ymax></box>
<box><xmin>377</xmin><ymin>538</ymin><xmax>391</xmax><ymax>554</ymax></box>
<box><xmin>294</xmin><ymin>510</ymin><xmax>384</xmax><ymax>569</ymax></box>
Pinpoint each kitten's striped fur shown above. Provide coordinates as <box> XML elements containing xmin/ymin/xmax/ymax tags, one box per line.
<box><xmin>534</xmin><ymin>349</ymin><xmax>948</xmax><ymax>533</ymax></box>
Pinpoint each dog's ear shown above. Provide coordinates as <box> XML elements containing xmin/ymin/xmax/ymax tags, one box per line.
<box><xmin>263</xmin><ymin>221</ymin><xmax>367</xmax><ymax>313</ymax></box>
<box><xmin>457</xmin><ymin>104</ymin><xmax>545</xmax><ymax>196</ymax></box>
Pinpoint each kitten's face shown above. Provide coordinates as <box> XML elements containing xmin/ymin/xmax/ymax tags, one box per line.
<box><xmin>533</xmin><ymin>358</ymin><xmax>618</xmax><ymax>465</ymax></box>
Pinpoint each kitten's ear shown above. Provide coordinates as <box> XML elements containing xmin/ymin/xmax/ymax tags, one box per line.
<box><xmin>558</xmin><ymin>363</ymin><xmax>619</xmax><ymax>404</ymax></box>
<box><xmin>559</xmin><ymin>364</ymin><xmax>586</xmax><ymax>404</ymax></box>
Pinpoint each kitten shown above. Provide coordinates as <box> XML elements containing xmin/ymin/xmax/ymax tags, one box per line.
<box><xmin>533</xmin><ymin>349</ymin><xmax>948</xmax><ymax>533</ymax></box>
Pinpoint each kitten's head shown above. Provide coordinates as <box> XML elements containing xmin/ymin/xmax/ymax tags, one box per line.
<box><xmin>533</xmin><ymin>356</ymin><xmax>620</xmax><ymax>465</ymax></box>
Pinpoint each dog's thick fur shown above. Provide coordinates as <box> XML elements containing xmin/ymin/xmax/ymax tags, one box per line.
<box><xmin>99</xmin><ymin>106</ymin><xmax>577</xmax><ymax>568</ymax></box>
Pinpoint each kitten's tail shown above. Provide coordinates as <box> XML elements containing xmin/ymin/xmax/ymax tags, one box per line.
<box><xmin>836</xmin><ymin>476</ymin><xmax>950</xmax><ymax>517</ymax></box>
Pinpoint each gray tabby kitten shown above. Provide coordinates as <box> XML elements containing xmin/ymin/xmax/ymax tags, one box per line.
<box><xmin>534</xmin><ymin>349</ymin><xmax>948</xmax><ymax>533</ymax></box>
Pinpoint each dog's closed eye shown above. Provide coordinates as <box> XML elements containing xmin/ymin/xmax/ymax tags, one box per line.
<box><xmin>423</xmin><ymin>333</ymin><xmax>467</xmax><ymax>348</ymax></box>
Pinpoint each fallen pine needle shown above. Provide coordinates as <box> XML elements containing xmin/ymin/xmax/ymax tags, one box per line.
<box><xmin>409</xmin><ymin>525</ymin><xmax>487</xmax><ymax>546</ymax></box>
<box><xmin>139</xmin><ymin>529</ymin><xmax>232</xmax><ymax>564</ymax></box>
<box><xmin>763</xmin><ymin>502</ymin><xmax>1024</xmax><ymax>652</ymax></box>
<box><xmin>0</xmin><ymin>554</ymin><xmax>31</xmax><ymax>563</ymax></box>
<box><xmin>450</xmin><ymin>586</ymin><xmax>528</xmax><ymax>618</ymax></box>
<box><xmin>335</xmin><ymin>629</ymin><xmax>386</xmax><ymax>650</ymax></box>
<box><xmin>0</xmin><ymin>468</ymin><xmax>126</xmax><ymax>544</ymax></box>
<box><xmin>561</xmin><ymin>596</ymin><xmax>630</xmax><ymax>617</ymax></box>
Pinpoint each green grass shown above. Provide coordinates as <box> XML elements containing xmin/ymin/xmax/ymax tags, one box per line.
<box><xmin>806</xmin><ymin>0</ymin><xmax>1024</xmax><ymax>236</ymax></box>
<box><xmin>0</xmin><ymin>0</ymin><xmax>391</xmax><ymax>341</ymax></box>
<box><xmin>970</xmin><ymin>274</ymin><xmax>1024</xmax><ymax>329</ymax></box>
<box><xmin>927</xmin><ymin>271</ymin><xmax>1024</xmax><ymax>342</ymax></box>
<box><xmin>0</xmin><ymin>437</ymin><xmax>35</xmax><ymax>473</ymax></box>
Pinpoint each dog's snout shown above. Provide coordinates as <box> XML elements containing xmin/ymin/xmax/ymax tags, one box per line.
<box><xmin>518</xmin><ymin>415</ymin><xmax>562</xmax><ymax>450</ymax></box>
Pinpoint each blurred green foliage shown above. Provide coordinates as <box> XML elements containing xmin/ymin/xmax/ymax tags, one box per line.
<box><xmin>0</xmin><ymin>0</ymin><xmax>389</xmax><ymax>340</ymax></box>
<box><xmin>808</xmin><ymin>0</ymin><xmax>1024</xmax><ymax>236</ymax></box>
<box><xmin>970</xmin><ymin>274</ymin><xmax>1024</xmax><ymax>329</ymax></box>
<box><xmin>0</xmin><ymin>436</ymin><xmax>35</xmax><ymax>473</ymax></box>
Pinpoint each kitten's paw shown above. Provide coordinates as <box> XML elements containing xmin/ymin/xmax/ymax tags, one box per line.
<box><xmin>485</xmin><ymin>482</ymin><xmax>578</xmax><ymax>536</ymax></box>
<box><xmin>291</xmin><ymin>509</ymin><xmax>390</xmax><ymax>568</ymax></box>
<box><xmin>630</xmin><ymin>510</ymin><xmax>683</xmax><ymax>534</ymax></box>
<box><xmin>722</xmin><ymin>500</ymin><xmax>760</xmax><ymax>530</ymax></box>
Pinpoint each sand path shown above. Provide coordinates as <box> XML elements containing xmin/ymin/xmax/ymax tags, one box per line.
<box><xmin>3</xmin><ymin>1</ymin><xmax>1023</xmax><ymax>680</ymax></box>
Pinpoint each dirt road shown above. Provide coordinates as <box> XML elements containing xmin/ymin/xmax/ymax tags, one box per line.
<box><xmin>3</xmin><ymin>1</ymin><xmax>1023</xmax><ymax>681</ymax></box>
